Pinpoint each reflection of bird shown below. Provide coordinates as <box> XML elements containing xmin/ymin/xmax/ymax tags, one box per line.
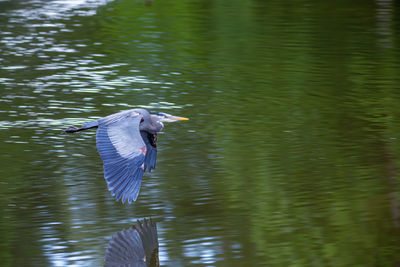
<box><xmin>105</xmin><ymin>219</ymin><xmax>159</xmax><ymax>267</ymax></box>
<box><xmin>64</xmin><ymin>108</ymin><xmax>188</xmax><ymax>203</ymax></box>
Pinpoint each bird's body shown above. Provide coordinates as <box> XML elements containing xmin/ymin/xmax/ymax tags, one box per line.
<box><xmin>64</xmin><ymin>108</ymin><xmax>188</xmax><ymax>203</ymax></box>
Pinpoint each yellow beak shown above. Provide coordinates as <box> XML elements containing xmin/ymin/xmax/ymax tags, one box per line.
<box><xmin>173</xmin><ymin>116</ymin><xmax>189</xmax><ymax>121</ymax></box>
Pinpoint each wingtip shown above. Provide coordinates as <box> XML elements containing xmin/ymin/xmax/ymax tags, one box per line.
<box><xmin>110</xmin><ymin>187</ymin><xmax>140</xmax><ymax>204</ymax></box>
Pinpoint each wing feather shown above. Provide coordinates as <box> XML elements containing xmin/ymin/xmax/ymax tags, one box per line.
<box><xmin>111</xmin><ymin>173</ymin><xmax>131</xmax><ymax>200</ymax></box>
<box><xmin>96</xmin><ymin>114</ymin><xmax>146</xmax><ymax>203</ymax></box>
<box><xmin>140</xmin><ymin>132</ymin><xmax>157</xmax><ymax>172</ymax></box>
<box><xmin>123</xmin><ymin>169</ymin><xmax>142</xmax><ymax>203</ymax></box>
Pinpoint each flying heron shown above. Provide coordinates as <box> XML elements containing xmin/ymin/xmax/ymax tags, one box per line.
<box><xmin>104</xmin><ymin>218</ymin><xmax>159</xmax><ymax>267</ymax></box>
<box><xmin>64</xmin><ymin>108</ymin><xmax>188</xmax><ymax>204</ymax></box>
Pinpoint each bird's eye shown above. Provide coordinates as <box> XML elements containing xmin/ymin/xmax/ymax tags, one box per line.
<box><xmin>140</xmin><ymin>117</ymin><xmax>144</xmax><ymax>123</ymax></box>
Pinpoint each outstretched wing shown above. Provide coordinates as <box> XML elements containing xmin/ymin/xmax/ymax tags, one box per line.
<box><xmin>104</xmin><ymin>227</ymin><xmax>146</xmax><ymax>267</ymax></box>
<box><xmin>140</xmin><ymin>132</ymin><xmax>157</xmax><ymax>172</ymax></box>
<box><xmin>96</xmin><ymin>113</ymin><xmax>146</xmax><ymax>203</ymax></box>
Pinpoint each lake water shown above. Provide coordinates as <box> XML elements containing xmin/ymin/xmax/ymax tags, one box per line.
<box><xmin>1</xmin><ymin>0</ymin><xmax>400</xmax><ymax>266</ymax></box>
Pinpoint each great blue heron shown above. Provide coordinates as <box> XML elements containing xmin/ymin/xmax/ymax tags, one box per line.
<box><xmin>104</xmin><ymin>218</ymin><xmax>159</xmax><ymax>267</ymax></box>
<box><xmin>64</xmin><ymin>108</ymin><xmax>188</xmax><ymax>203</ymax></box>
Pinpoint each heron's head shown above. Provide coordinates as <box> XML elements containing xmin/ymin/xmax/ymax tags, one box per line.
<box><xmin>153</xmin><ymin>112</ymin><xmax>189</xmax><ymax>123</ymax></box>
<box><xmin>142</xmin><ymin>111</ymin><xmax>188</xmax><ymax>133</ymax></box>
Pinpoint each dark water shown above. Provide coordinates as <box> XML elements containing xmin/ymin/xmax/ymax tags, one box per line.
<box><xmin>1</xmin><ymin>0</ymin><xmax>400</xmax><ymax>266</ymax></box>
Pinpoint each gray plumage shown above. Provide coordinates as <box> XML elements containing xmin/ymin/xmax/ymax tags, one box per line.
<box><xmin>64</xmin><ymin>108</ymin><xmax>188</xmax><ymax>203</ymax></box>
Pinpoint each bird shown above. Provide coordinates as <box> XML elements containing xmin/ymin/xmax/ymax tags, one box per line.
<box><xmin>104</xmin><ymin>218</ymin><xmax>159</xmax><ymax>267</ymax></box>
<box><xmin>63</xmin><ymin>108</ymin><xmax>188</xmax><ymax>204</ymax></box>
